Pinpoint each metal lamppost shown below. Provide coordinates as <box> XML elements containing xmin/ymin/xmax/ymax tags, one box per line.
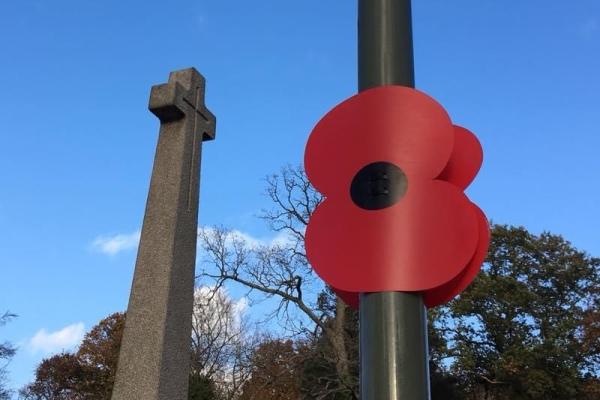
<box><xmin>358</xmin><ymin>2</ymin><xmax>430</xmax><ymax>399</ymax></box>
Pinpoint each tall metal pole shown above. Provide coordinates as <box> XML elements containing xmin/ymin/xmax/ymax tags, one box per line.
<box><xmin>358</xmin><ymin>1</ymin><xmax>430</xmax><ymax>399</ymax></box>
<box><xmin>358</xmin><ymin>0</ymin><xmax>414</xmax><ymax>90</ymax></box>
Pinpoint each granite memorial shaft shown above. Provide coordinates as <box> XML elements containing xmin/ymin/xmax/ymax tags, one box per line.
<box><xmin>111</xmin><ymin>68</ymin><xmax>215</xmax><ymax>400</ymax></box>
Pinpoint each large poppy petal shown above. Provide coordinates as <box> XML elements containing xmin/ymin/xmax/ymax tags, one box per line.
<box><xmin>333</xmin><ymin>203</ymin><xmax>489</xmax><ymax>311</ymax></box>
<box><xmin>436</xmin><ymin>126</ymin><xmax>483</xmax><ymax>190</ymax></box>
<box><xmin>305</xmin><ymin>86</ymin><xmax>454</xmax><ymax>197</ymax></box>
<box><xmin>305</xmin><ymin>180</ymin><xmax>479</xmax><ymax>293</ymax></box>
<box><xmin>423</xmin><ymin>204</ymin><xmax>490</xmax><ymax>308</ymax></box>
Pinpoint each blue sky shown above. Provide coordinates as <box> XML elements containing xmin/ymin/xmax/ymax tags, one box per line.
<box><xmin>1</xmin><ymin>0</ymin><xmax>599</xmax><ymax>395</ymax></box>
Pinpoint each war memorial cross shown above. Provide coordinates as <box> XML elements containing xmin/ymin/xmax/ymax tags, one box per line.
<box><xmin>111</xmin><ymin>68</ymin><xmax>215</xmax><ymax>400</ymax></box>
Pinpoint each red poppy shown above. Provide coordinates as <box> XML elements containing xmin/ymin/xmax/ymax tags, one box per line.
<box><xmin>304</xmin><ymin>86</ymin><xmax>489</xmax><ymax>308</ymax></box>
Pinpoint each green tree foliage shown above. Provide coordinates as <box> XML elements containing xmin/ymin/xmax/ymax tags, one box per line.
<box><xmin>1</xmin><ymin>312</ymin><xmax>17</xmax><ymax>400</ymax></box>
<box><xmin>188</xmin><ymin>374</ymin><xmax>219</xmax><ymax>400</ymax></box>
<box><xmin>435</xmin><ymin>225</ymin><xmax>600</xmax><ymax>400</ymax></box>
<box><xmin>296</xmin><ymin>225</ymin><xmax>600</xmax><ymax>400</ymax></box>
<box><xmin>428</xmin><ymin>307</ymin><xmax>465</xmax><ymax>400</ymax></box>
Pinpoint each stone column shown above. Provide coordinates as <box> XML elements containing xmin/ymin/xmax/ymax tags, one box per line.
<box><xmin>111</xmin><ymin>68</ymin><xmax>216</xmax><ymax>400</ymax></box>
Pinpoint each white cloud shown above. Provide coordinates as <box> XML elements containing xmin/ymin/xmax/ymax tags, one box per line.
<box><xmin>194</xmin><ymin>286</ymin><xmax>248</xmax><ymax>331</ymax></box>
<box><xmin>232</xmin><ymin>295</ymin><xmax>249</xmax><ymax>319</ymax></box>
<box><xmin>92</xmin><ymin>230</ymin><xmax>140</xmax><ymax>255</ymax></box>
<box><xmin>194</xmin><ymin>286</ymin><xmax>247</xmax><ymax>315</ymax></box>
<box><xmin>93</xmin><ymin>226</ymin><xmax>290</xmax><ymax>257</ymax></box>
<box><xmin>199</xmin><ymin>227</ymin><xmax>294</xmax><ymax>250</ymax></box>
<box><xmin>28</xmin><ymin>322</ymin><xmax>85</xmax><ymax>354</ymax></box>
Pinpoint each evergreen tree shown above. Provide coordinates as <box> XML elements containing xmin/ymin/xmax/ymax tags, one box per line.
<box><xmin>436</xmin><ymin>225</ymin><xmax>600</xmax><ymax>399</ymax></box>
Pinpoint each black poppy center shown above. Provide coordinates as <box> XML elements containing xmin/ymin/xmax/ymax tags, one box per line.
<box><xmin>350</xmin><ymin>161</ymin><xmax>408</xmax><ymax>210</ymax></box>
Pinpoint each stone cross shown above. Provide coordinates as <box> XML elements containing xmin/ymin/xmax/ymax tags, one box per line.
<box><xmin>111</xmin><ymin>68</ymin><xmax>215</xmax><ymax>400</ymax></box>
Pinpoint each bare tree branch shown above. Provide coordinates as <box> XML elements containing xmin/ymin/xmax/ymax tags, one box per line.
<box><xmin>197</xmin><ymin>165</ymin><xmax>358</xmax><ymax>399</ymax></box>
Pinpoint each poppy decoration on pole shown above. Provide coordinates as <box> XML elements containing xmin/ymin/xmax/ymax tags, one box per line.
<box><xmin>304</xmin><ymin>85</ymin><xmax>489</xmax><ymax>309</ymax></box>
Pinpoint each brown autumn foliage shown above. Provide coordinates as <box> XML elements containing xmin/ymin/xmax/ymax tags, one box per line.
<box><xmin>20</xmin><ymin>313</ymin><xmax>124</xmax><ymax>400</ymax></box>
<box><xmin>238</xmin><ymin>339</ymin><xmax>303</xmax><ymax>400</ymax></box>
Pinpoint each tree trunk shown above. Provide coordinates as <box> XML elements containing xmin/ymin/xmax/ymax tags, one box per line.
<box><xmin>324</xmin><ymin>298</ymin><xmax>358</xmax><ymax>399</ymax></box>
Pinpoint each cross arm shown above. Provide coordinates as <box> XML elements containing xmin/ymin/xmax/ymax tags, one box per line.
<box><xmin>148</xmin><ymin>67</ymin><xmax>216</xmax><ymax>141</ymax></box>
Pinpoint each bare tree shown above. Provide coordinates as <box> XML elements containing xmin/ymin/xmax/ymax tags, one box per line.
<box><xmin>198</xmin><ymin>165</ymin><xmax>358</xmax><ymax>399</ymax></box>
<box><xmin>191</xmin><ymin>286</ymin><xmax>256</xmax><ymax>400</ymax></box>
<box><xmin>1</xmin><ymin>312</ymin><xmax>16</xmax><ymax>400</ymax></box>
